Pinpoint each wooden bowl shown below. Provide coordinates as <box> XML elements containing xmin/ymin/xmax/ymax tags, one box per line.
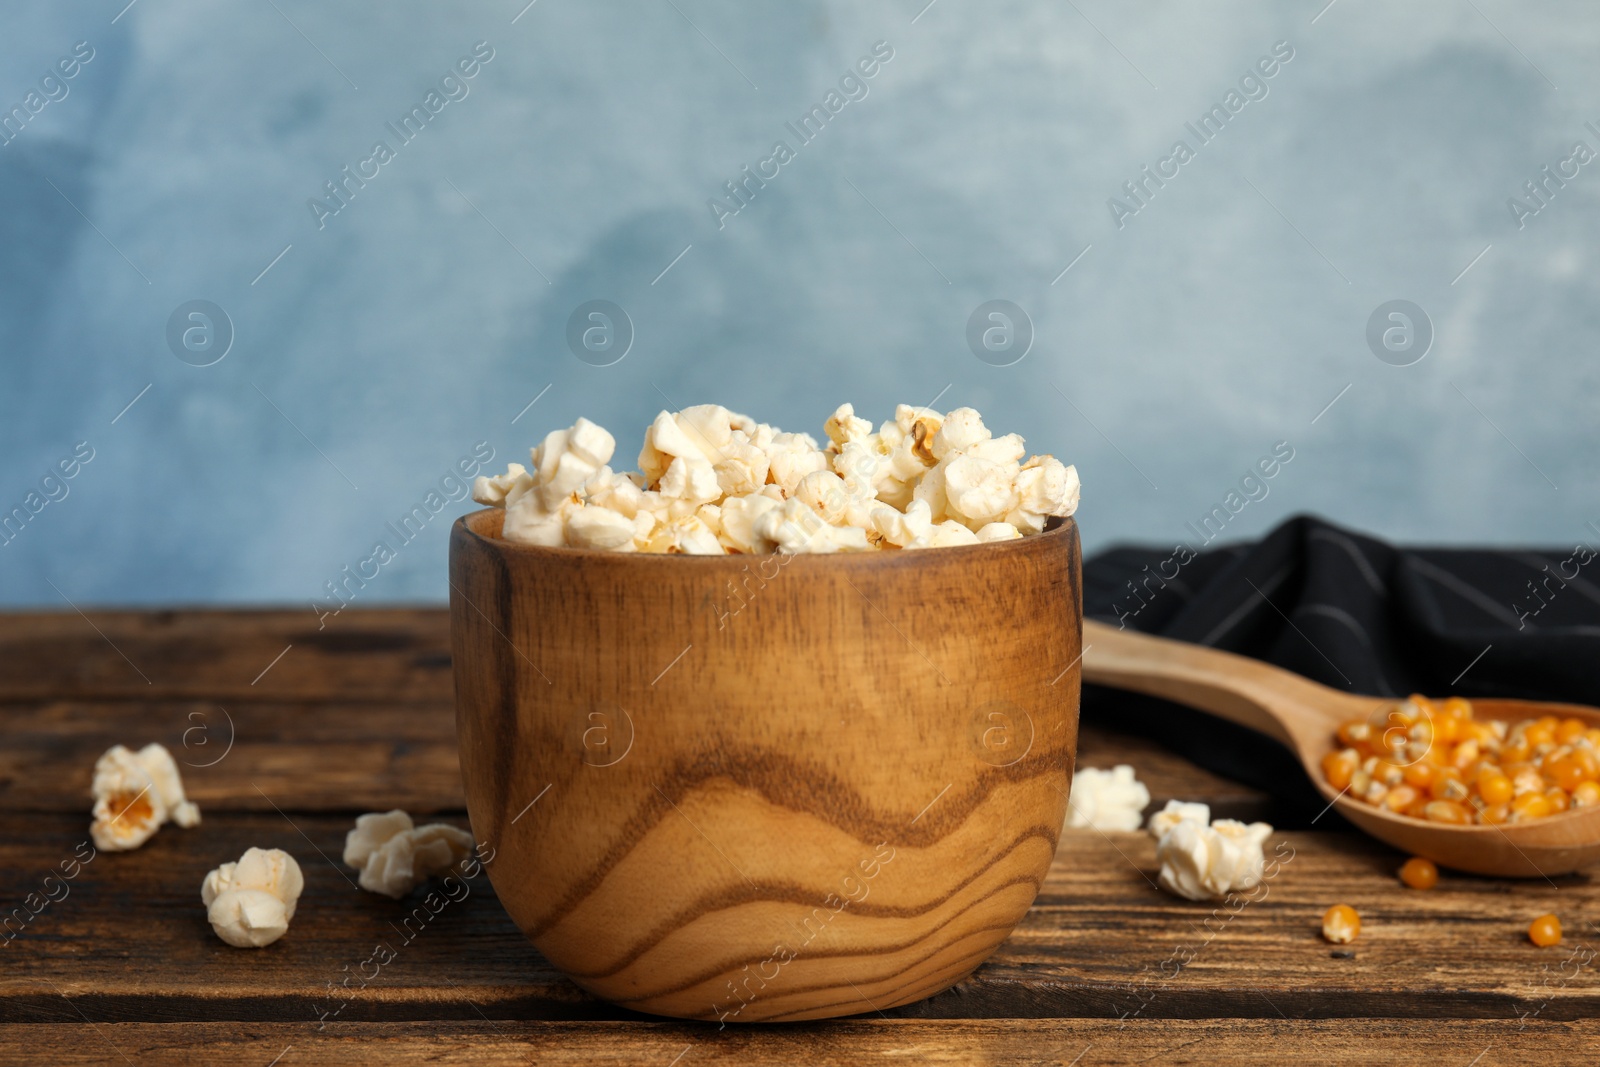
<box><xmin>448</xmin><ymin>509</ymin><xmax>1081</xmax><ymax>1022</ymax></box>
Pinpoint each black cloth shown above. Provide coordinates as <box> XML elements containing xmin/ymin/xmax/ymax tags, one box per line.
<box><xmin>1081</xmin><ymin>514</ymin><xmax>1600</xmax><ymax>826</ymax></box>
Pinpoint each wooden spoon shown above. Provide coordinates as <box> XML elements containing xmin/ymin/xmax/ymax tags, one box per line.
<box><xmin>1082</xmin><ymin>618</ymin><xmax>1600</xmax><ymax>877</ymax></box>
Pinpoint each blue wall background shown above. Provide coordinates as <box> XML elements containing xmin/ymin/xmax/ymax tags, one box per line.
<box><xmin>2</xmin><ymin>1</ymin><xmax>1596</xmax><ymax>608</ymax></box>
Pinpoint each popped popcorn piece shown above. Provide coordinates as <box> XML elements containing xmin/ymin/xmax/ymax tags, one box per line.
<box><xmin>658</xmin><ymin>456</ymin><xmax>722</xmax><ymax>516</ymax></box>
<box><xmin>764</xmin><ymin>432</ymin><xmax>830</xmax><ymax>495</ymax></box>
<box><xmin>582</xmin><ymin>466</ymin><xmax>645</xmax><ymax>518</ymax></box>
<box><xmin>712</xmin><ymin>430</ymin><xmax>771</xmax><ymax>497</ymax></box>
<box><xmin>976</xmin><ymin>522</ymin><xmax>1022</xmax><ymax>542</ymax></box>
<box><xmin>471</xmin><ymin>462</ymin><xmax>533</xmax><ymax>506</ymax></box>
<box><xmin>566</xmin><ymin>504</ymin><xmax>637</xmax><ymax>551</ymax></box>
<box><xmin>344</xmin><ymin>810</ymin><xmax>476</xmax><ymax>899</ymax></box>
<box><xmin>638</xmin><ymin>405</ymin><xmax>748</xmax><ymax>485</ymax></box>
<box><xmin>472</xmin><ymin>402</ymin><xmax>1079</xmax><ymax>554</ymax></box>
<box><xmin>943</xmin><ymin>454</ymin><xmax>1019</xmax><ymax>529</ymax></box>
<box><xmin>1066</xmin><ymin>765</ymin><xmax>1151</xmax><ymax>831</ymax></box>
<box><xmin>930</xmin><ymin>406</ymin><xmax>991</xmax><ymax>460</ymax></box>
<box><xmin>823</xmin><ymin>402</ymin><xmax>872</xmax><ymax>450</ymax></box>
<box><xmin>641</xmin><ymin>513</ymin><xmax>727</xmax><ymax>555</ymax></box>
<box><xmin>202</xmin><ymin>847</ymin><xmax>304</xmax><ymax>948</ymax></box>
<box><xmin>1146</xmin><ymin>799</ymin><xmax>1213</xmax><ymax>839</ymax></box>
<box><xmin>910</xmin><ymin>520</ymin><xmax>981</xmax><ymax>549</ymax></box>
<box><xmin>90</xmin><ymin>743</ymin><xmax>200</xmax><ymax>852</ymax></box>
<box><xmin>718</xmin><ymin>493</ymin><xmax>784</xmax><ymax>554</ymax></box>
<box><xmin>1007</xmin><ymin>455</ymin><xmax>1080</xmax><ymax>534</ymax></box>
<box><xmin>1145</xmin><ymin>800</ymin><xmax>1273</xmax><ymax>902</ymax></box>
<box><xmin>756</xmin><ymin>499</ymin><xmax>871</xmax><ymax>554</ymax></box>
<box><xmin>871</xmin><ymin>499</ymin><xmax>934</xmax><ymax>548</ymax></box>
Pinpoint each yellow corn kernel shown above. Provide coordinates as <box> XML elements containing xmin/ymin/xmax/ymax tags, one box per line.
<box><xmin>1382</xmin><ymin>785</ymin><xmax>1420</xmax><ymax>813</ymax></box>
<box><xmin>1558</xmin><ymin>718</ymin><xmax>1588</xmax><ymax>744</ymax></box>
<box><xmin>1402</xmin><ymin>760</ymin><xmax>1435</xmax><ymax>789</ymax></box>
<box><xmin>1399</xmin><ymin>857</ymin><xmax>1439</xmax><ymax>890</ymax></box>
<box><xmin>1322</xmin><ymin>749</ymin><xmax>1359</xmax><ymax>792</ymax></box>
<box><xmin>1338</xmin><ymin>720</ymin><xmax>1372</xmax><ymax>748</ymax></box>
<box><xmin>1476</xmin><ymin>768</ymin><xmax>1514</xmax><ymax>806</ymax></box>
<box><xmin>1424</xmin><ymin>800</ymin><xmax>1472</xmax><ymax>825</ymax></box>
<box><xmin>1322</xmin><ymin>904</ymin><xmax>1361</xmax><ymax>944</ymax></box>
<box><xmin>1529</xmin><ymin>913</ymin><xmax>1562</xmax><ymax>947</ymax></box>
<box><xmin>1510</xmin><ymin>792</ymin><xmax>1554</xmax><ymax>822</ymax></box>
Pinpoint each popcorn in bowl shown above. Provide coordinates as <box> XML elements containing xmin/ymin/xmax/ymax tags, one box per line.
<box><xmin>472</xmin><ymin>403</ymin><xmax>1079</xmax><ymax>554</ymax></box>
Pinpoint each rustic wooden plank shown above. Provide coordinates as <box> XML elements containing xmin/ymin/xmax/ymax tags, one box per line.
<box><xmin>0</xmin><ymin>1019</ymin><xmax>1591</xmax><ymax>1065</ymax></box>
<box><xmin>0</xmin><ymin>609</ymin><xmax>454</xmax><ymax>703</ymax></box>
<box><xmin>4</xmin><ymin>814</ymin><xmax>1596</xmax><ymax>1024</ymax></box>
<box><xmin>0</xmin><ymin>692</ymin><xmax>1265</xmax><ymax>820</ymax></box>
<box><xmin>0</xmin><ymin>700</ymin><xmax>464</xmax><ymax>814</ymax></box>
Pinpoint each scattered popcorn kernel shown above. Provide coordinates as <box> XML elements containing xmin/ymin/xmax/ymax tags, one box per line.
<box><xmin>1144</xmin><ymin>800</ymin><xmax>1273</xmax><ymax>902</ymax></box>
<box><xmin>474</xmin><ymin>404</ymin><xmax>1077</xmax><ymax>554</ymax></box>
<box><xmin>202</xmin><ymin>847</ymin><xmax>304</xmax><ymax>948</ymax></box>
<box><xmin>90</xmin><ymin>743</ymin><xmax>200</xmax><ymax>852</ymax></box>
<box><xmin>1146</xmin><ymin>799</ymin><xmax>1213</xmax><ymax>839</ymax></box>
<box><xmin>344</xmin><ymin>810</ymin><xmax>475</xmax><ymax>899</ymax></box>
<box><xmin>1398</xmin><ymin>857</ymin><xmax>1439</xmax><ymax>890</ymax></box>
<box><xmin>1529</xmin><ymin>913</ymin><xmax>1562</xmax><ymax>947</ymax></box>
<box><xmin>1322</xmin><ymin>904</ymin><xmax>1360</xmax><ymax>944</ymax></box>
<box><xmin>1066</xmin><ymin>765</ymin><xmax>1151</xmax><ymax>832</ymax></box>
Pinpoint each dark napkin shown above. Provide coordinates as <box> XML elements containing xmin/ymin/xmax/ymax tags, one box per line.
<box><xmin>1081</xmin><ymin>514</ymin><xmax>1600</xmax><ymax>826</ymax></box>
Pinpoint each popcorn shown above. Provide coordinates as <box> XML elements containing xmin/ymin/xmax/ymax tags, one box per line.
<box><xmin>943</xmin><ymin>454</ymin><xmax>1018</xmax><ymax>528</ymax></box>
<box><xmin>1146</xmin><ymin>799</ymin><xmax>1213</xmax><ymax>838</ymax></box>
<box><xmin>824</xmin><ymin>402</ymin><xmax>872</xmax><ymax>449</ymax></box>
<box><xmin>1145</xmin><ymin>800</ymin><xmax>1274</xmax><ymax>902</ymax></box>
<box><xmin>472</xmin><ymin>402</ymin><xmax>1079</xmax><ymax>554</ymax></box>
<box><xmin>1008</xmin><ymin>455</ymin><xmax>1080</xmax><ymax>534</ymax></box>
<box><xmin>912</xmin><ymin>520</ymin><xmax>982</xmax><ymax>549</ymax></box>
<box><xmin>719</xmin><ymin>493</ymin><xmax>784</xmax><ymax>554</ymax></box>
<box><xmin>1066</xmin><ymin>765</ymin><xmax>1151</xmax><ymax>831</ymax></box>
<box><xmin>871</xmin><ymin>499</ymin><xmax>934</xmax><ymax>548</ymax></box>
<box><xmin>755</xmin><ymin>498</ymin><xmax>871</xmax><ymax>554</ymax></box>
<box><xmin>566</xmin><ymin>505</ymin><xmax>636</xmax><ymax>551</ymax></box>
<box><xmin>90</xmin><ymin>743</ymin><xmax>200</xmax><ymax>852</ymax></box>
<box><xmin>977</xmin><ymin>522</ymin><xmax>1022</xmax><ymax>542</ymax></box>
<box><xmin>639</xmin><ymin>405</ymin><xmax>748</xmax><ymax>484</ymax></box>
<box><xmin>764</xmin><ymin>432</ymin><xmax>830</xmax><ymax>495</ymax></box>
<box><xmin>344</xmin><ymin>810</ymin><xmax>476</xmax><ymax>899</ymax></box>
<box><xmin>202</xmin><ymin>847</ymin><xmax>303</xmax><ymax>948</ymax></box>
<box><xmin>470</xmin><ymin>462</ymin><xmax>532</xmax><ymax>506</ymax></box>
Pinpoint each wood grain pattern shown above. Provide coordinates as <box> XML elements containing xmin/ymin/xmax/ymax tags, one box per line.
<box><xmin>4</xmin><ymin>606</ymin><xmax>1589</xmax><ymax>1063</ymax></box>
<box><xmin>0</xmin><ymin>609</ymin><xmax>453</xmax><ymax>703</ymax></box>
<box><xmin>1084</xmin><ymin>619</ymin><xmax>1600</xmax><ymax>877</ymax></box>
<box><xmin>4</xmin><ymin>1019</ymin><xmax>1596</xmax><ymax>1066</ymax></box>
<box><xmin>0</xmin><ymin>700</ymin><xmax>464</xmax><ymax>814</ymax></box>
<box><xmin>7</xmin><ymin>815</ymin><xmax>1597</xmax><ymax>1026</ymax></box>
<box><xmin>450</xmin><ymin>511</ymin><xmax>1083</xmax><ymax>1021</ymax></box>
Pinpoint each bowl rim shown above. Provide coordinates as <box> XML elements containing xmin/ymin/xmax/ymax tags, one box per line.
<box><xmin>453</xmin><ymin>508</ymin><xmax>1077</xmax><ymax>569</ymax></box>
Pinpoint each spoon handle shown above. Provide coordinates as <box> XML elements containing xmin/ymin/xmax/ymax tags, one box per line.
<box><xmin>1080</xmin><ymin>618</ymin><xmax>1366</xmax><ymax>754</ymax></box>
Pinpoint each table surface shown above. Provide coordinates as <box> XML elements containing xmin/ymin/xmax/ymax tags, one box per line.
<box><xmin>2</xmin><ymin>609</ymin><xmax>1595</xmax><ymax>1065</ymax></box>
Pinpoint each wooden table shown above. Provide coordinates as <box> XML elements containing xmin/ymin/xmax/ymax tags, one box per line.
<box><xmin>2</xmin><ymin>609</ymin><xmax>1594</xmax><ymax>1064</ymax></box>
